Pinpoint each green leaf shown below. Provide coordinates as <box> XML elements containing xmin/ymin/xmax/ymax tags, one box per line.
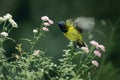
<box><xmin>0</xmin><ymin>48</ymin><xmax>5</xmax><ymax>53</ymax></box>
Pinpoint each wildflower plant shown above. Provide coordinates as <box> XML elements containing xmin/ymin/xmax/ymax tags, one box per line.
<box><xmin>0</xmin><ymin>14</ymin><xmax>105</xmax><ymax>80</ymax></box>
<box><xmin>0</xmin><ymin>14</ymin><xmax>56</xmax><ymax>80</ymax></box>
<box><xmin>0</xmin><ymin>14</ymin><xmax>17</xmax><ymax>54</ymax></box>
<box><xmin>56</xmin><ymin>40</ymin><xmax>105</xmax><ymax>80</ymax></box>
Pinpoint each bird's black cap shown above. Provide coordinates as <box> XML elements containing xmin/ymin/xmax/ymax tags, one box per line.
<box><xmin>58</xmin><ymin>21</ymin><xmax>65</xmax><ymax>26</ymax></box>
<box><xmin>58</xmin><ymin>21</ymin><xmax>67</xmax><ymax>33</ymax></box>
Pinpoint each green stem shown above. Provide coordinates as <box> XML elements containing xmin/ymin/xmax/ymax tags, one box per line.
<box><xmin>77</xmin><ymin>52</ymin><xmax>84</xmax><ymax>72</ymax></box>
<box><xmin>0</xmin><ymin>41</ymin><xmax>3</xmax><ymax>48</ymax></box>
<box><xmin>83</xmin><ymin>65</ymin><xmax>94</xmax><ymax>75</ymax></box>
<box><xmin>30</xmin><ymin>21</ymin><xmax>45</xmax><ymax>53</ymax></box>
<box><xmin>83</xmin><ymin>46</ymin><xmax>95</xmax><ymax>64</ymax></box>
<box><xmin>2</xmin><ymin>21</ymin><xmax>7</xmax><ymax>31</ymax></box>
<box><xmin>45</xmin><ymin>71</ymin><xmax>51</xmax><ymax>80</ymax></box>
<box><xmin>6</xmin><ymin>23</ymin><xmax>10</xmax><ymax>30</ymax></box>
<box><xmin>31</xmin><ymin>33</ymin><xmax>36</xmax><ymax>52</ymax></box>
<box><xmin>85</xmin><ymin>55</ymin><xmax>96</xmax><ymax>65</ymax></box>
<box><xmin>88</xmin><ymin>73</ymin><xmax>91</xmax><ymax>80</ymax></box>
<box><xmin>8</xmin><ymin>27</ymin><xmax>13</xmax><ymax>33</ymax></box>
<box><xmin>90</xmin><ymin>67</ymin><xmax>97</xmax><ymax>80</ymax></box>
<box><xmin>76</xmin><ymin>46</ymin><xmax>95</xmax><ymax>75</ymax></box>
<box><xmin>40</xmin><ymin>21</ymin><xmax>44</xmax><ymax>28</ymax></box>
<box><xmin>76</xmin><ymin>65</ymin><xmax>83</xmax><ymax>74</ymax></box>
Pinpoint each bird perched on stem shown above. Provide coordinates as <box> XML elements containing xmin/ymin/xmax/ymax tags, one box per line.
<box><xmin>58</xmin><ymin>17</ymin><xmax>95</xmax><ymax>48</ymax></box>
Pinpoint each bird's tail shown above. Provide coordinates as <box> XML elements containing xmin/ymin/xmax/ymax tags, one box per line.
<box><xmin>77</xmin><ymin>41</ymin><xmax>86</xmax><ymax>48</ymax></box>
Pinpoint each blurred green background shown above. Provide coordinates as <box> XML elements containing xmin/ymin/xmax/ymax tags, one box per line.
<box><xmin>0</xmin><ymin>0</ymin><xmax>120</xmax><ymax>80</ymax></box>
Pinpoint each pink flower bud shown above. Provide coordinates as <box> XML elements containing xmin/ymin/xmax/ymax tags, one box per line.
<box><xmin>43</xmin><ymin>22</ymin><xmax>50</xmax><ymax>26</ymax></box>
<box><xmin>90</xmin><ymin>40</ymin><xmax>99</xmax><ymax>49</ymax></box>
<box><xmin>81</xmin><ymin>47</ymin><xmax>89</xmax><ymax>53</ymax></box>
<box><xmin>42</xmin><ymin>27</ymin><xmax>49</xmax><ymax>31</ymax></box>
<box><xmin>94</xmin><ymin>50</ymin><xmax>101</xmax><ymax>58</ymax></box>
<box><xmin>48</xmin><ymin>19</ymin><xmax>54</xmax><ymax>24</ymax></box>
<box><xmin>92</xmin><ymin>60</ymin><xmax>99</xmax><ymax>67</ymax></box>
<box><xmin>41</xmin><ymin>16</ymin><xmax>49</xmax><ymax>21</ymax></box>
<box><xmin>99</xmin><ymin>44</ymin><xmax>105</xmax><ymax>52</ymax></box>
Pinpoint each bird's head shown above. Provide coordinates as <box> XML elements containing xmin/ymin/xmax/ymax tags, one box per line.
<box><xmin>58</xmin><ymin>21</ymin><xmax>67</xmax><ymax>33</ymax></box>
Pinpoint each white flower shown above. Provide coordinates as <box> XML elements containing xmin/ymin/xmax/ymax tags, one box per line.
<box><xmin>99</xmin><ymin>44</ymin><xmax>105</xmax><ymax>52</ymax></box>
<box><xmin>92</xmin><ymin>60</ymin><xmax>99</xmax><ymax>67</ymax></box>
<box><xmin>90</xmin><ymin>40</ymin><xmax>99</xmax><ymax>49</ymax></box>
<box><xmin>48</xmin><ymin>19</ymin><xmax>54</xmax><ymax>24</ymax></box>
<box><xmin>0</xmin><ymin>17</ymin><xmax>5</xmax><ymax>22</ymax></box>
<box><xmin>41</xmin><ymin>16</ymin><xmax>49</xmax><ymax>21</ymax></box>
<box><xmin>42</xmin><ymin>27</ymin><xmax>49</xmax><ymax>31</ymax></box>
<box><xmin>94</xmin><ymin>50</ymin><xmax>101</xmax><ymax>58</ymax></box>
<box><xmin>9</xmin><ymin>19</ymin><xmax>18</xmax><ymax>28</ymax></box>
<box><xmin>81</xmin><ymin>47</ymin><xmax>89</xmax><ymax>53</ymax></box>
<box><xmin>33</xmin><ymin>50</ymin><xmax>40</xmax><ymax>56</ymax></box>
<box><xmin>3</xmin><ymin>13</ymin><xmax>12</xmax><ymax>20</ymax></box>
<box><xmin>43</xmin><ymin>22</ymin><xmax>50</xmax><ymax>26</ymax></box>
<box><xmin>33</xmin><ymin>29</ymin><xmax>38</xmax><ymax>33</ymax></box>
<box><xmin>1</xmin><ymin>32</ymin><xmax>8</xmax><ymax>37</ymax></box>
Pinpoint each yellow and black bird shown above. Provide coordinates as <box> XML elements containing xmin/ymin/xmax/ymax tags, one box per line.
<box><xmin>58</xmin><ymin>17</ymin><xmax>95</xmax><ymax>47</ymax></box>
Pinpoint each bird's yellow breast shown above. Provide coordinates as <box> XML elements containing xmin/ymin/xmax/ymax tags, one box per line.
<box><xmin>64</xmin><ymin>26</ymin><xmax>83</xmax><ymax>42</ymax></box>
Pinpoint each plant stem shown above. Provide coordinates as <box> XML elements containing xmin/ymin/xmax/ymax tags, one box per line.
<box><xmin>2</xmin><ymin>21</ymin><xmax>7</xmax><ymax>31</ymax></box>
<box><xmin>109</xmin><ymin>27</ymin><xmax>116</xmax><ymax>41</ymax></box>
<box><xmin>8</xmin><ymin>27</ymin><xmax>13</xmax><ymax>33</ymax></box>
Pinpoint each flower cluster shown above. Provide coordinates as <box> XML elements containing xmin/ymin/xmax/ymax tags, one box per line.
<box><xmin>0</xmin><ymin>13</ymin><xmax>18</xmax><ymax>37</ymax></box>
<box><xmin>41</xmin><ymin>16</ymin><xmax>54</xmax><ymax>31</ymax></box>
<box><xmin>90</xmin><ymin>40</ymin><xmax>105</xmax><ymax>67</ymax></box>
<box><xmin>33</xmin><ymin>16</ymin><xmax>54</xmax><ymax>34</ymax></box>
<box><xmin>90</xmin><ymin>40</ymin><xmax>105</xmax><ymax>52</ymax></box>
<box><xmin>0</xmin><ymin>13</ymin><xmax>18</xmax><ymax>28</ymax></box>
<box><xmin>31</xmin><ymin>16</ymin><xmax>54</xmax><ymax>53</ymax></box>
<box><xmin>0</xmin><ymin>14</ymin><xmax>12</xmax><ymax>22</ymax></box>
<box><xmin>81</xmin><ymin>40</ymin><xmax>105</xmax><ymax>67</ymax></box>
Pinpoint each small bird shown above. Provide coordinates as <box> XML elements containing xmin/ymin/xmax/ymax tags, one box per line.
<box><xmin>58</xmin><ymin>17</ymin><xmax>95</xmax><ymax>47</ymax></box>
